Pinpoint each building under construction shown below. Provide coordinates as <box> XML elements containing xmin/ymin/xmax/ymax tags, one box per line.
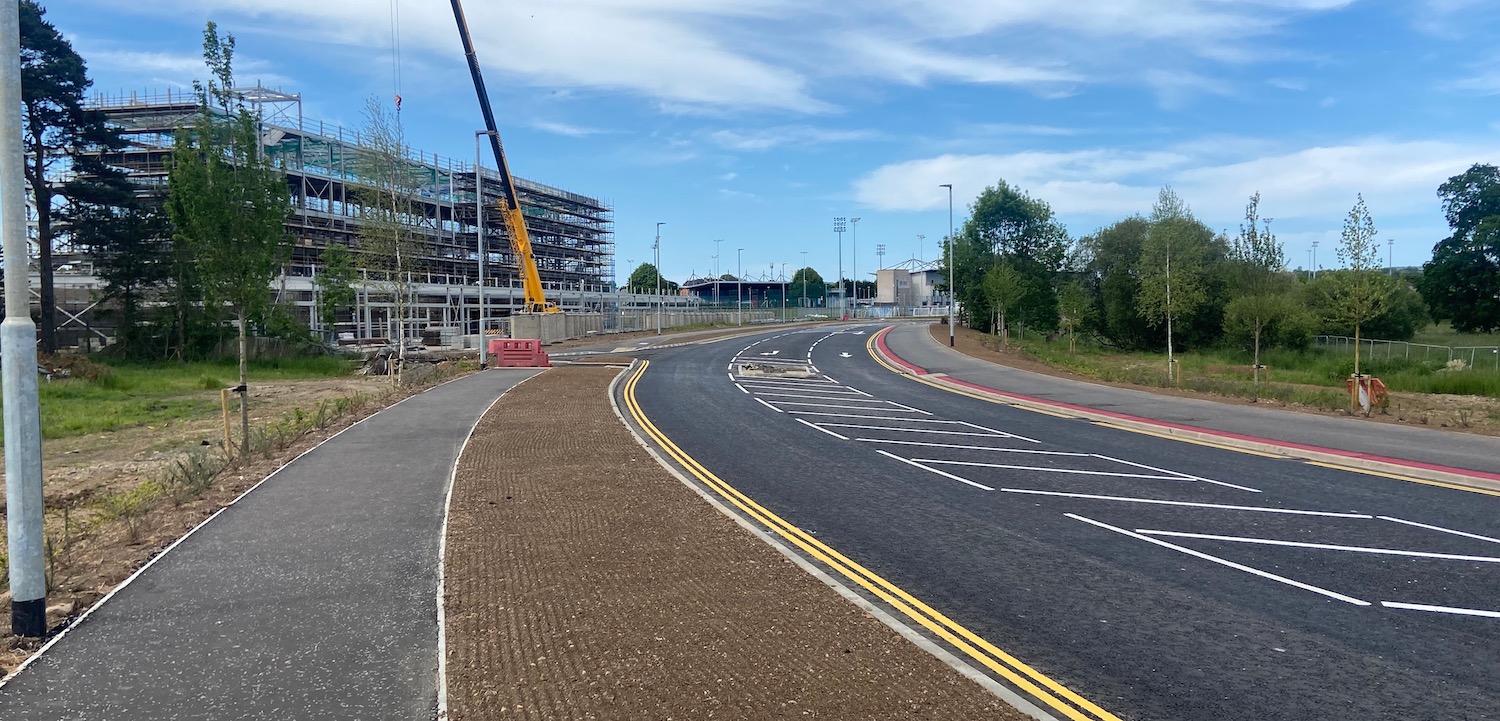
<box><xmin>88</xmin><ymin>87</ymin><xmax>624</xmax><ymax>342</ymax></box>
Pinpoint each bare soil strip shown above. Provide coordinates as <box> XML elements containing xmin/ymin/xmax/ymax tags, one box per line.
<box><xmin>444</xmin><ymin>365</ymin><xmax>1022</xmax><ymax>720</ymax></box>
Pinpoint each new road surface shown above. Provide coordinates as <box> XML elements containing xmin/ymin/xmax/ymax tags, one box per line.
<box><xmin>626</xmin><ymin>323</ymin><xmax>1500</xmax><ymax>721</ymax></box>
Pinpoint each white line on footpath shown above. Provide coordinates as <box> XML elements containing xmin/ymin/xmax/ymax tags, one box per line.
<box><xmin>1136</xmin><ymin>529</ymin><xmax>1500</xmax><ymax>564</ymax></box>
<box><xmin>1381</xmin><ymin>601</ymin><xmax>1500</xmax><ymax>618</ymax></box>
<box><xmin>999</xmin><ymin>488</ymin><xmax>1374</xmax><ymax>518</ymax></box>
<box><xmin>1068</xmin><ymin>514</ymin><xmax>1370</xmax><ymax>606</ymax></box>
<box><xmin>1377</xmin><ymin>516</ymin><xmax>1500</xmax><ymax>546</ymax></box>
<box><xmin>876</xmin><ymin>450</ymin><xmax>996</xmax><ymax>491</ymax></box>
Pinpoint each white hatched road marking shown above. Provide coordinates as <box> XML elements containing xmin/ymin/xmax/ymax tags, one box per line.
<box><xmin>917</xmin><ymin>458</ymin><xmax>1216</xmax><ymax>483</ymax></box>
<box><xmin>788</xmin><ymin>412</ymin><xmax>949</xmax><ymax>422</ymax></box>
<box><xmin>772</xmin><ymin>402</ymin><xmax>930</xmax><ymax>413</ymax></box>
<box><xmin>999</xmin><ymin>489</ymin><xmax>1374</xmax><ymax>518</ymax></box>
<box><xmin>876</xmin><ymin>450</ymin><xmax>996</xmax><ymax>491</ymax></box>
<box><xmin>815</xmin><ymin>424</ymin><xmax>1027</xmax><ymax>438</ymax></box>
<box><xmin>1091</xmin><ymin>454</ymin><xmax>1260</xmax><ymax>492</ymax></box>
<box><xmin>855</xmin><ymin>439</ymin><xmax>1094</xmax><ymax>456</ymax></box>
<box><xmin>798</xmin><ymin>418</ymin><xmax>849</xmax><ymax>440</ymax></box>
<box><xmin>754</xmin><ymin>392</ymin><xmax>889</xmax><ymax>403</ymax></box>
<box><xmin>1069</xmin><ymin>514</ymin><xmax>1371</xmax><ymax>605</ymax></box>
<box><xmin>1378</xmin><ymin>516</ymin><xmax>1500</xmax><ymax>546</ymax></box>
<box><xmin>1381</xmin><ymin>602</ymin><xmax>1500</xmax><ymax>619</ymax></box>
<box><xmin>1136</xmin><ymin>529</ymin><xmax>1500</xmax><ymax>564</ymax></box>
<box><xmin>755</xmin><ymin>398</ymin><xmax>784</xmax><ymax>413</ymax></box>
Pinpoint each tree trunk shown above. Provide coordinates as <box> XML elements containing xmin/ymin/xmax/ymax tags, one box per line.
<box><xmin>27</xmin><ymin>141</ymin><xmax>57</xmax><ymax>353</ymax></box>
<box><xmin>238</xmin><ymin>308</ymin><xmax>250</xmax><ymax>458</ymax></box>
<box><xmin>1353</xmin><ymin>322</ymin><xmax>1362</xmax><ymax>416</ymax></box>
<box><xmin>1252</xmin><ymin>323</ymin><xmax>1262</xmax><ymax>400</ymax></box>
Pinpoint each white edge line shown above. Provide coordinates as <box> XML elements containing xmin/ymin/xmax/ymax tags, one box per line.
<box><xmin>1067</xmin><ymin>514</ymin><xmax>1370</xmax><ymax>606</ymax></box>
<box><xmin>603</xmin><ymin>362</ymin><xmax>1066</xmax><ymax>721</ymax></box>
<box><xmin>1381</xmin><ymin>601</ymin><xmax>1500</xmax><ymax>619</ymax></box>
<box><xmin>0</xmin><ymin>367</ymin><xmax>510</xmax><ymax>690</ymax></box>
<box><xmin>755</xmin><ymin>398</ymin><xmax>785</xmax><ymax>413</ymax></box>
<box><xmin>797</xmin><ymin>418</ymin><xmax>849</xmax><ymax>440</ymax></box>
<box><xmin>436</xmin><ymin>369</ymin><xmax>544</xmax><ymax>720</ymax></box>
<box><xmin>735</xmin><ymin>384</ymin><xmax>749</xmax><ymax>394</ymax></box>
<box><xmin>876</xmin><ymin>450</ymin><xmax>995</xmax><ymax>491</ymax></box>
<box><xmin>1378</xmin><ymin>516</ymin><xmax>1500</xmax><ymax>546</ymax></box>
<box><xmin>1135</xmin><ymin>529</ymin><xmax>1500</xmax><ymax>564</ymax></box>
<box><xmin>998</xmin><ymin>488</ymin><xmax>1374</xmax><ymax>518</ymax></box>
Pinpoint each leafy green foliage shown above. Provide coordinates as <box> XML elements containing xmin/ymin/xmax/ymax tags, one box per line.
<box><xmin>788</xmin><ymin>267</ymin><xmax>825</xmax><ymax>305</ymax></box>
<box><xmin>626</xmin><ymin>262</ymin><xmax>679</xmax><ymax>294</ymax></box>
<box><xmin>1420</xmin><ymin>164</ymin><xmax>1500</xmax><ymax>332</ymax></box>
<box><xmin>315</xmin><ymin>243</ymin><xmax>358</xmax><ymax>330</ymax></box>
<box><xmin>982</xmin><ymin>263</ymin><xmax>1027</xmax><ymax>343</ymax></box>
<box><xmin>1136</xmin><ymin>189</ymin><xmax>1231</xmax><ymax>351</ymax></box>
<box><xmin>944</xmin><ymin>179</ymin><xmax>1069</xmax><ymax>333</ymax></box>
<box><xmin>1325</xmin><ymin>195</ymin><xmax>1388</xmax><ymax>376</ymax></box>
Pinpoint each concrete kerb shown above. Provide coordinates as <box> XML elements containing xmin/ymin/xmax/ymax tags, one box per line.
<box><xmin>870</xmin><ymin>327</ymin><xmax>1500</xmax><ymax>495</ymax></box>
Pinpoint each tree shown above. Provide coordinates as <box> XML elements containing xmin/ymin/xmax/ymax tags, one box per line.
<box><xmin>982</xmin><ymin>263</ymin><xmax>1026</xmax><ymax>345</ymax></box>
<box><xmin>20</xmin><ymin>1</ymin><xmax>104</xmax><ymax>352</ymax></box>
<box><xmin>1420</xmin><ymin>164</ymin><xmax>1500</xmax><ymax>332</ymax></box>
<box><xmin>1326</xmin><ymin>194</ymin><xmax>1387</xmax><ymax>380</ymax></box>
<box><xmin>1056</xmin><ymin>280</ymin><xmax>1090</xmax><ymax>353</ymax></box>
<box><xmin>63</xmin><ymin>147</ymin><xmax>170</xmax><ymax>356</ymax></box>
<box><xmin>1078</xmin><ymin>217</ymin><xmax>1153</xmax><ymax>349</ymax></box>
<box><xmin>788</xmin><ymin>267</ymin><xmax>825</xmax><ymax>306</ymax></box>
<box><xmin>951</xmin><ymin>180</ymin><xmax>1069</xmax><ymax>334</ymax></box>
<box><xmin>1137</xmin><ymin>188</ymin><xmax>1226</xmax><ymax>380</ymax></box>
<box><xmin>167</xmin><ymin>23</ymin><xmax>292</xmax><ymax>455</ymax></box>
<box><xmin>1225</xmin><ymin>192</ymin><xmax>1290</xmax><ymax>394</ymax></box>
<box><xmin>626</xmin><ymin>263</ymin><xmax>678</xmax><ymax>294</ymax></box>
<box><xmin>315</xmin><ymin>243</ymin><xmax>357</xmax><ymax>332</ymax></box>
<box><xmin>352</xmin><ymin>96</ymin><xmax>424</xmax><ymax>385</ymax></box>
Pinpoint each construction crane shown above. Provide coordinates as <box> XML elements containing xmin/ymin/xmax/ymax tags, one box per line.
<box><xmin>448</xmin><ymin>0</ymin><xmax>559</xmax><ymax>313</ymax></box>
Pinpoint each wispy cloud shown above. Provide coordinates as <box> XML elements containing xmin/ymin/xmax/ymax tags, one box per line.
<box><xmin>530</xmin><ymin>120</ymin><xmax>610</xmax><ymax>137</ymax></box>
<box><xmin>706</xmin><ymin>125</ymin><xmax>884</xmax><ymax>151</ymax></box>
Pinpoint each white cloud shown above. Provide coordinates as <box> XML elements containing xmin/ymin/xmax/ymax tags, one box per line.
<box><xmin>530</xmin><ymin>120</ymin><xmax>609</xmax><ymax>137</ymax></box>
<box><xmin>852</xmin><ymin>138</ymin><xmax>1500</xmax><ymax>230</ymax></box>
<box><xmin>1268</xmin><ymin>77</ymin><xmax>1309</xmax><ymax>91</ymax></box>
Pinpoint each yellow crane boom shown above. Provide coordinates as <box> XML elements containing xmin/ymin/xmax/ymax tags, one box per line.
<box><xmin>448</xmin><ymin>0</ymin><xmax>558</xmax><ymax>313</ymax></box>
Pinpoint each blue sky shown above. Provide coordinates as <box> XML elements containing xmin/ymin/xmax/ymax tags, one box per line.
<box><xmin>45</xmin><ymin>0</ymin><xmax>1500</xmax><ymax>285</ymax></box>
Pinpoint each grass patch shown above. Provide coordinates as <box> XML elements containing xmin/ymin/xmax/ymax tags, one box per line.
<box><xmin>4</xmin><ymin>357</ymin><xmax>359</xmax><ymax>441</ymax></box>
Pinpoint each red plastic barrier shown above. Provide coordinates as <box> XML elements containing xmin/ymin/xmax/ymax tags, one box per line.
<box><xmin>487</xmin><ymin>338</ymin><xmax>551</xmax><ymax>367</ymax></box>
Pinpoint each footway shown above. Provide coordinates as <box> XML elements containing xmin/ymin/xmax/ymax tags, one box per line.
<box><xmin>0</xmin><ymin>369</ymin><xmax>541</xmax><ymax>720</ymax></box>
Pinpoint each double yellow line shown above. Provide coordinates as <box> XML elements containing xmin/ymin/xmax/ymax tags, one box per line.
<box><xmin>623</xmin><ymin>360</ymin><xmax>1120</xmax><ymax>721</ymax></box>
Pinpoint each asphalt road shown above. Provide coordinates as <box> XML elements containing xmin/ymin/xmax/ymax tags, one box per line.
<box><xmin>631</xmin><ymin>324</ymin><xmax>1500</xmax><ymax>721</ymax></box>
<box><xmin>0</xmin><ymin>368</ymin><xmax>542</xmax><ymax>720</ymax></box>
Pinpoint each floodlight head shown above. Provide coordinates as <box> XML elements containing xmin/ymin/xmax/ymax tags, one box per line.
<box><xmin>833</xmin><ymin>217</ymin><xmax>847</xmax><ymax>233</ymax></box>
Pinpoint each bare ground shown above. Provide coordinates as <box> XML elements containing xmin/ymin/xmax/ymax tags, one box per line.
<box><xmin>0</xmin><ymin>371</ymin><xmax>443</xmax><ymax>675</ymax></box>
<box><xmin>444</xmin><ymin>365</ymin><xmax>1022</xmax><ymax>720</ymax></box>
<box><xmin>930</xmin><ymin>324</ymin><xmax>1500</xmax><ymax>436</ymax></box>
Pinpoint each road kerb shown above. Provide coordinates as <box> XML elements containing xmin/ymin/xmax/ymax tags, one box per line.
<box><xmin>868</xmin><ymin>327</ymin><xmax>1500</xmax><ymax>496</ymax></box>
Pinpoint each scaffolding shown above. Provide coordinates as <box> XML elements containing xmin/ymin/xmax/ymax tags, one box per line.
<box><xmin>85</xmin><ymin>87</ymin><xmax>617</xmax><ymax>340</ymax></box>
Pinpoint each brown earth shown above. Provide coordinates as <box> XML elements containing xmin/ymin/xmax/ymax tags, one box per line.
<box><xmin>444</xmin><ymin>365</ymin><xmax>1021</xmax><ymax>720</ymax></box>
<box><xmin>930</xmin><ymin>324</ymin><xmax>1500</xmax><ymax>437</ymax></box>
<box><xmin>0</xmin><ymin>370</ymin><xmax>454</xmax><ymax>675</ymax></box>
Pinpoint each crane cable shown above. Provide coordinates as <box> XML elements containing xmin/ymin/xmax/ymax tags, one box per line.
<box><xmin>389</xmin><ymin>0</ymin><xmax>403</xmax><ymax>112</ymax></box>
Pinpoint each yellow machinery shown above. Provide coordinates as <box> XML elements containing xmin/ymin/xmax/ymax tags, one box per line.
<box><xmin>448</xmin><ymin>0</ymin><xmax>559</xmax><ymax>313</ymax></box>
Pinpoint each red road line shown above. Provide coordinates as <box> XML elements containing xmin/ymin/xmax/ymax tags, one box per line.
<box><xmin>875</xmin><ymin>326</ymin><xmax>1500</xmax><ymax>484</ymax></box>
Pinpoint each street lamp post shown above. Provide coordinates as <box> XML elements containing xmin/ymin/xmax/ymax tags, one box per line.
<box><xmin>917</xmin><ymin>234</ymin><xmax>924</xmax><ymax>263</ymax></box>
<box><xmin>655</xmin><ymin>222</ymin><xmax>664</xmax><ymax>335</ymax></box>
<box><xmin>876</xmin><ymin>243</ymin><xmax>886</xmax><ymax>310</ymax></box>
<box><xmin>780</xmin><ymin>262</ymin><xmax>788</xmax><ymax>319</ymax></box>
<box><xmin>940</xmin><ymin>184</ymin><xmax>955</xmax><ymax>347</ymax></box>
<box><xmin>475</xmin><ymin>130</ymin><xmax>495</xmax><ymax>369</ymax></box>
<box><xmin>851</xmin><ymin>217</ymin><xmax>861</xmax><ymax>316</ymax></box>
<box><xmin>737</xmin><ymin>247</ymin><xmax>744</xmax><ymax>326</ymax></box>
<box><xmin>833</xmin><ymin>217</ymin><xmax>846</xmax><ymax>314</ymax></box>
<box><xmin>1312</xmin><ymin>240</ymin><xmax>1319</xmax><ymax>279</ymax></box>
<box><xmin>713</xmin><ymin>238</ymin><xmax>724</xmax><ymax>310</ymax></box>
<box><xmin>1388</xmin><ymin>238</ymin><xmax>1395</xmax><ymax>275</ymax></box>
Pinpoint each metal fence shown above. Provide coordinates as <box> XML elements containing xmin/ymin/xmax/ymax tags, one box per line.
<box><xmin>1316</xmin><ymin>335</ymin><xmax>1500</xmax><ymax>370</ymax></box>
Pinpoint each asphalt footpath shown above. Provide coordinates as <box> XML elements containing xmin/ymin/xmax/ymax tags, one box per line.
<box><xmin>882</xmin><ymin>322</ymin><xmax>1500</xmax><ymax>478</ymax></box>
<box><xmin>0</xmin><ymin>368</ymin><xmax>541</xmax><ymax>720</ymax></box>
